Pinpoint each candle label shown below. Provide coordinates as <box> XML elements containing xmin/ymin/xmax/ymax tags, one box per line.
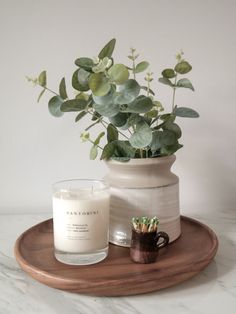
<box><xmin>66</xmin><ymin>210</ymin><xmax>99</xmax><ymax>216</ymax></box>
<box><xmin>53</xmin><ymin>191</ymin><xmax>110</xmax><ymax>253</ymax></box>
<box><xmin>66</xmin><ymin>222</ymin><xmax>89</xmax><ymax>240</ymax></box>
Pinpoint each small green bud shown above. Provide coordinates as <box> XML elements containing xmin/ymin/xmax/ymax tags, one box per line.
<box><xmin>153</xmin><ymin>100</ymin><xmax>164</xmax><ymax>111</ymax></box>
<box><xmin>145</xmin><ymin>72</ymin><xmax>154</xmax><ymax>82</ymax></box>
<box><xmin>175</xmin><ymin>50</ymin><xmax>184</xmax><ymax>62</ymax></box>
<box><xmin>92</xmin><ymin>56</ymin><xmax>100</xmax><ymax>64</ymax></box>
<box><xmin>80</xmin><ymin>132</ymin><xmax>90</xmax><ymax>142</ymax></box>
<box><xmin>26</xmin><ymin>76</ymin><xmax>38</xmax><ymax>86</ymax></box>
<box><xmin>92</xmin><ymin>57</ymin><xmax>112</xmax><ymax>73</ymax></box>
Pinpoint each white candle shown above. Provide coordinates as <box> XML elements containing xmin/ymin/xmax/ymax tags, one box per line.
<box><xmin>53</xmin><ymin>186</ymin><xmax>110</xmax><ymax>255</ymax></box>
<box><xmin>52</xmin><ymin>180</ymin><xmax>110</xmax><ymax>265</ymax></box>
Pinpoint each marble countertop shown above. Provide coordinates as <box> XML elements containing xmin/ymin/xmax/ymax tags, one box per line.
<box><xmin>0</xmin><ymin>211</ymin><xmax>235</xmax><ymax>314</ymax></box>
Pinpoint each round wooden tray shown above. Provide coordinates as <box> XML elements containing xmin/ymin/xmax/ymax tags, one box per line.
<box><xmin>14</xmin><ymin>216</ymin><xmax>218</xmax><ymax>296</ymax></box>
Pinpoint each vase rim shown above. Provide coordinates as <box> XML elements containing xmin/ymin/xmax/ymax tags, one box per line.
<box><xmin>105</xmin><ymin>154</ymin><xmax>176</xmax><ymax>166</ymax></box>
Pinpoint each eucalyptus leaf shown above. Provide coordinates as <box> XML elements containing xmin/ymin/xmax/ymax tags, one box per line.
<box><xmin>108</xmin><ymin>64</ymin><xmax>129</xmax><ymax>84</ymax></box>
<box><xmin>90</xmin><ymin>145</ymin><xmax>98</xmax><ymax>160</ymax></box>
<box><xmin>92</xmin><ymin>57</ymin><xmax>112</xmax><ymax>73</ymax></box>
<box><xmin>150</xmin><ymin>130</ymin><xmax>176</xmax><ymax>151</ymax></box>
<box><xmin>161</xmin><ymin>142</ymin><xmax>183</xmax><ymax>156</ymax></box>
<box><xmin>75</xmin><ymin>111</ymin><xmax>87</xmax><ymax>122</ymax></box>
<box><xmin>119</xmin><ymin>120</ymin><xmax>130</xmax><ymax>130</ymax></box>
<box><xmin>37</xmin><ymin>88</ymin><xmax>46</xmax><ymax>103</ymax></box>
<box><xmin>144</xmin><ymin>116</ymin><xmax>152</xmax><ymax>126</ymax></box>
<box><xmin>94</xmin><ymin>131</ymin><xmax>105</xmax><ymax>145</ymax></box>
<box><xmin>128</xmin><ymin>113</ymin><xmax>144</xmax><ymax>126</ymax></box>
<box><xmin>134</xmin><ymin>61</ymin><xmax>149</xmax><ymax>73</ymax></box>
<box><xmin>129</xmin><ymin>121</ymin><xmax>152</xmax><ymax>148</ymax></box>
<box><xmin>60</xmin><ymin>99</ymin><xmax>87</xmax><ymax>112</ymax></box>
<box><xmin>140</xmin><ymin>86</ymin><xmax>155</xmax><ymax>96</ymax></box>
<box><xmin>59</xmin><ymin>77</ymin><xmax>68</xmax><ymax>99</ymax></box>
<box><xmin>109</xmin><ymin>112</ymin><xmax>129</xmax><ymax>127</ymax></box>
<box><xmin>162</xmin><ymin>68</ymin><xmax>176</xmax><ymax>79</ymax></box>
<box><xmin>145</xmin><ymin>109</ymin><xmax>158</xmax><ymax>119</ymax></box>
<box><xmin>76</xmin><ymin>92</ymin><xmax>89</xmax><ymax>101</ymax></box>
<box><xmin>72</xmin><ymin>69</ymin><xmax>90</xmax><ymax>91</ymax></box>
<box><xmin>160</xmin><ymin>113</ymin><xmax>176</xmax><ymax>122</ymax></box>
<box><xmin>115</xmin><ymin>79</ymin><xmax>140</xmax><ymax>104</ymax></box>
<box><xmin>163</xmin><ymin>121</ymin><xmax>182</xmax><ymax>139</ymax></box>
<box><xmin>100</xmin><ymin>142</ymin><xmax>115</xmax><ymax>160</ymax></box>
<box><xmin>92</xmin><ymin>86</ymin><xmax>115</xmax><ymax>105</ymax></box>
<box><xmin>85</xmin><ymin>120</ymin><xmax>100</xmax><ymax>131</ymax></box>
<box><xmin>111</xmin><ymin>157</ymin><xmax>130</xmax><ymax>162</ymax></box>
<box><xmin>38</xmin><ymin>71</ymin><xmax>46</xmax><ymax>87</ymax></box>
<box><xmin>174</xmin><ymin>107</ymin><xmax>199</xmax><ymax>118</ymax></box>
<box><xmin>89</xmin><ymin>73</ymin><xmax>111</xmax><ymax>96</ymax></box>
<box><xmin>150</xmin><ymin>131</ymin><xmax>162</xmax><ymax>151</ymax></box>
<box><xmin>91</xmin><ymin>111</ymin><xmax>101</xmax><ymax>121</ymax></box>
<box><xmin>107</xmin><ymin>124</ymin><xmax>118</xmax><ymax>142</ymax></box>
<box><xmin>174</xmin><ymin>61</ymin><xmax>192</xmax><ymax>74</ymax></box>
<box><xmin>124</xmin><ymin>95</ymin><xmax>153</xmax><ymax>113</ymax></box>
<box><xmin>48</xmin><ymin>96</ymin><xmax>64</xmax><ymax>117</ymax></box>
<box><xmin>128</xmin><ymin>113</ymin><xmax>151</xmax><ymax>128</ymax></box>
<box><xmin>158</xmin><ymin>77</ymin><xmax>174</xmax><ymax>87</ymax></box>
<box><xmin>176</xmin><ymin>78</ymin><xmax>194</xmax><ymax>91</ymax></box>
<box><xmin>98</xmin><ymin>38</ymin><xmax>116</xmax><ymax>59</ymax></box>
<box><xmin>93</xmin><ymin>100</ymin><xmax>119</xmax><ymax>117</ymax></box>
<box><xmin>74</xmin><ymin>57</ymin><xmax>94</xmax><ymax>71</ymax></box>
<box><xmin>161</xmin><ymin>130</ymin><xmax>177</xmax><ymax>145</ymax></box>
<box><xmin>113</xmin><ymin>140</ymin><xmax>136</xmax><ymax>158</ymax></box>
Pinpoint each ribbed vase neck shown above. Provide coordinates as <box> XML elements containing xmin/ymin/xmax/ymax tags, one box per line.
<box><xmin>104</xmin><ymin>155</ymin><xmax>178</xmax><ymax>188</ymax></box>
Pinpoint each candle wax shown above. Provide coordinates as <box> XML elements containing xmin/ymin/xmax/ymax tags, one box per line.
<box><xmin>53</xmin><ymin>189</ymin><xmax>110</xmax><ymax>253</ymax></box>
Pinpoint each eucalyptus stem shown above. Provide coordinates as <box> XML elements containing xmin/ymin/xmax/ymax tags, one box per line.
<box><xmin>127</xmin><ymin>128</ymin><xmax>132</xmax><ymax>135</ymax></box>
<box><xmin>33</xmin><ymin>81</ymin><xmax>60</xmax><ymax>97</ymax></box>
<box><xmin>140</xmin><ymin>149</ymin><xmax>143</xmax><ymax>158</ymax></box>
<box><xmin>107</xmin><ymin>122</ymin><xmax>129</xmax><ymax>140</ymax></box>
<box><xmin>44</xmin><ymin>86</ymin><xmax>59</xmax><ymax>97</ymax></box>
<box><xmin>133</xmin><ymin>59</ymin><xmax>136</xmax><ymax>80</ymax></box>
<box><xmin>101</xmin><ymin>119</ymin><xmax>129</xmax><ymax>140</ymax></box>
<box><xmin>88</xmin><ymin>138</ymin><xmax>103</xmax><ymax>150</ymax></box>
<box><xmin>172</xmin><ymin>75</ymin><xmax>177</xmax><ymax>111</ymax></box>
<box><xmin>131</xmin><ymin>48</ymin><xmax>136</xmax><ymax>80</ymax></box>
<box><xmin>90</xmin><ymin>111</ymin><xmax>129</xmax><ymax>140</ymax></box>
<box><xmin>147</xmin><ymin>80</ymin><xmax>150</xmax><ymax>97</ymax></box>
<box><xmin>150</xmin><ymin>117</ymin><xmax>158</xmax><ymax>126</ymax></box>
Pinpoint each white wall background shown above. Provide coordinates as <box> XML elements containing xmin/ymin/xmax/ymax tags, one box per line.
<box><xmin>0</xmin><ymin>0</ymin><xmax>236</xmax><ymax>215</ymax></box>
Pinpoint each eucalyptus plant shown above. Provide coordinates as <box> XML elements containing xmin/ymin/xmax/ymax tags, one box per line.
<box><xmin>27</xmin><ymin>38</ymin><xmax>199</xmax><ymax>161</ymax></box>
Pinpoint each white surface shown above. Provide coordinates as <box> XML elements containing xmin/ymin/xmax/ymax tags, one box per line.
<box><xmin>1</xmin><ymin>211</ymin><xmax>236</xmax><ymax>314</ymax></box>
<box><xmin>0</xmin><ymin>0</ymin><xmax>236</xmax><ymax>214</ymax></box>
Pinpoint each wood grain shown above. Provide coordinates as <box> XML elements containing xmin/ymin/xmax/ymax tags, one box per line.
<box><xmin>14</xmin><ymin>216</ymin><xmax>218</xmax><ymax>296</ymax></box>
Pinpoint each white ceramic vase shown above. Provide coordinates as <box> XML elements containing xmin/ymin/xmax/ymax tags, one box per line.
<box><xmin>105</xmin><ymin>155</ymin><xmax>181</xmax><ymax>247</ymax></box>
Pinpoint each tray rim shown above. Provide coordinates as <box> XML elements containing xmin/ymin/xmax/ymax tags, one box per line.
<box><xmin>14</xmin><ymin>215</ymin><xmax>219</xmax><ymax>296</ymax></box>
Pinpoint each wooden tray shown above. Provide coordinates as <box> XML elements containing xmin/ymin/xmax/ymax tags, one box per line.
<box><xmin>14</xmin><ymin>216</ymin><xmax>218</xmax><ymax>296</ymax></box>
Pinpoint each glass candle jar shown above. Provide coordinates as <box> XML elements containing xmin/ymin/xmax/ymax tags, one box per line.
<box><xmin>52</xmin><ymin>179</ymin><xmax>110</xmax><ymax>265</ymax></box>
